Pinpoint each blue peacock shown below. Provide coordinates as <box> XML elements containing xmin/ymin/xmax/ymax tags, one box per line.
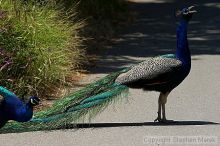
<box><xmin>0</xmin><ymin>86</ymin><xmax>40</xmax><ymax>128</ymax></box>
<box><xmin>0</xmin><ymin>6</ymin><xmax>196</xmax><ymax>133</ymax></box>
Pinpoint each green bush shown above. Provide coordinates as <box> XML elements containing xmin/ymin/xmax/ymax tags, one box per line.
<box><xmin>0</xmin><ymin>1</ymin><xmax>84</xmax><ymax>98</ymax></box>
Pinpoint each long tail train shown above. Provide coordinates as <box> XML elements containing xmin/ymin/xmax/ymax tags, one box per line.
<box><xmin>0</xmin><ymin>69</ymin><xmax>129</xmax><ymax>133</ymax></box>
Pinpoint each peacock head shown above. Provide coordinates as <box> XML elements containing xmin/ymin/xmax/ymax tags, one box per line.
<box><xmin>29</xmin><ymin>96</ymin><xmax>40</xmax><ymax>106</ymax></box>
<box><xmin>176</xmin><ymin>6</ymin><xmax>197</xmax><ymax>21</ymax></box>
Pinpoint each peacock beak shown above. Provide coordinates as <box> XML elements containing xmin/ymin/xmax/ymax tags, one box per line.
<box><xmin>188</xmin><ymin>6</ymin><xmax>197</xmax><ymax>14</ymax></box>
<box><xmin>188</xmin><ymin>6</ymin><xmax>197</xmax><ymax>13</ymax></box>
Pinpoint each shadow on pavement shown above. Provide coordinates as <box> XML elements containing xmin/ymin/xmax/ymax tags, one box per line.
<box><xmin>64</xmin><ymin>121</ymin><xmax>219</xmax><ymax>129</ymax></box>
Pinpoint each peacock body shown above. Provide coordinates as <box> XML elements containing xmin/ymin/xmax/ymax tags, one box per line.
<box><xmin>0</xmin><ymin>6</ymin><xmax>196</xmax><ymax>133</ymax></box>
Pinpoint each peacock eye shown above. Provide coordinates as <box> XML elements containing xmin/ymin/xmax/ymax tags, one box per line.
<box><xmin>182</xmin><ymin>8</ymin><xmax>189</xmax><ymax>14</ymax></box>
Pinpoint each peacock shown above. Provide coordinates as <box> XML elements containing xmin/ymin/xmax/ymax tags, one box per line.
<box><xmin>0</xmin><ymin>86</ymin><xmax>40</xmax><ymax>128</ymax></box>
<box><xmin>0</xmin><ymin>6</ymin><xmax>196</xmax><ymax>133</ymax></box>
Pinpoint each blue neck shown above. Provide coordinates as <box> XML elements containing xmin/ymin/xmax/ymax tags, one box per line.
<box><xmin>175</xmin><ymin>19</ymin><xmax>191</xmax><ymax>66</ymax></box>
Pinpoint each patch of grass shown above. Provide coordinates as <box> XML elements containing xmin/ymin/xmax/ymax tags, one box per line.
<box><xmin>0</xmin><ymin>0</ymin><xmax>85</xmax><ymax>98</ymax></box>
<box><xmin>26</xmin><ymin>0</ymin><xmax>131</xmax><ymax>65</ymax></box>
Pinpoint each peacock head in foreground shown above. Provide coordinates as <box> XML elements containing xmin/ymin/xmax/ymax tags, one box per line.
<box><xmin>176</xmin><ymin>6</ymin><xmax>197</xmax><ymax>21</ymax></box>
<box><xmin>29</xmin><ymin>96</ymin><xmax>40</xmax><ymax>106</ymax></box>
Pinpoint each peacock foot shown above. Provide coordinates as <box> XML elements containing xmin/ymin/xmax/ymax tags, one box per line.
<box><xmin>154</xmin><ymin>117</ymin><xmax>162</xmax><ymax>122</ymax></box>
<box><xmin>154</xmin><ymin>118</ymin><xmax>174</xmax><ymax>123</ymax></box>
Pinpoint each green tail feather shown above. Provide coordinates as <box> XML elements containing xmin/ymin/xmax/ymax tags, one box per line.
<box><xmin>30</xmin><ymin>84</ymin><xmax>128</xmax><ymax>122</ymax></box>
<box><xmin>0</xmin><ymin>69</ymin><xmax>130</xmax><ymax>134</ymax></box>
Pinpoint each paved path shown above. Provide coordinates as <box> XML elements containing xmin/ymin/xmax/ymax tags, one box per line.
<box><xmin>1</xmin><ymin>0</ymin><xmax>220</xmax><ymax>145</ymax></box>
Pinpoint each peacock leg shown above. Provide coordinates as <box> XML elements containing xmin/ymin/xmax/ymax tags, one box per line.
<box><xmin>161</xmin><ymin>102</ymin><xmax>167</xmax><ymax>122</ymax></box>
<box><xmin>154</xmin><ymin>93</ymin><xmax>163</xmax><ymax>122</ymax></box>
<box><xmin>154</xmin><ymin>92</ymin><xmax>170</xmax><ymax>123</ymax></box>
<box><xmin>161</xmin><ymin>92</ymin><xmax>172</xmax><ymax>123</ymax></box>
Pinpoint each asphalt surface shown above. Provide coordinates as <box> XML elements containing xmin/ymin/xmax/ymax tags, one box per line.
<box><xmin>0</xmin><ymin>0</ymin><xmax>220</xmax><ymax>146</ymax></box>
